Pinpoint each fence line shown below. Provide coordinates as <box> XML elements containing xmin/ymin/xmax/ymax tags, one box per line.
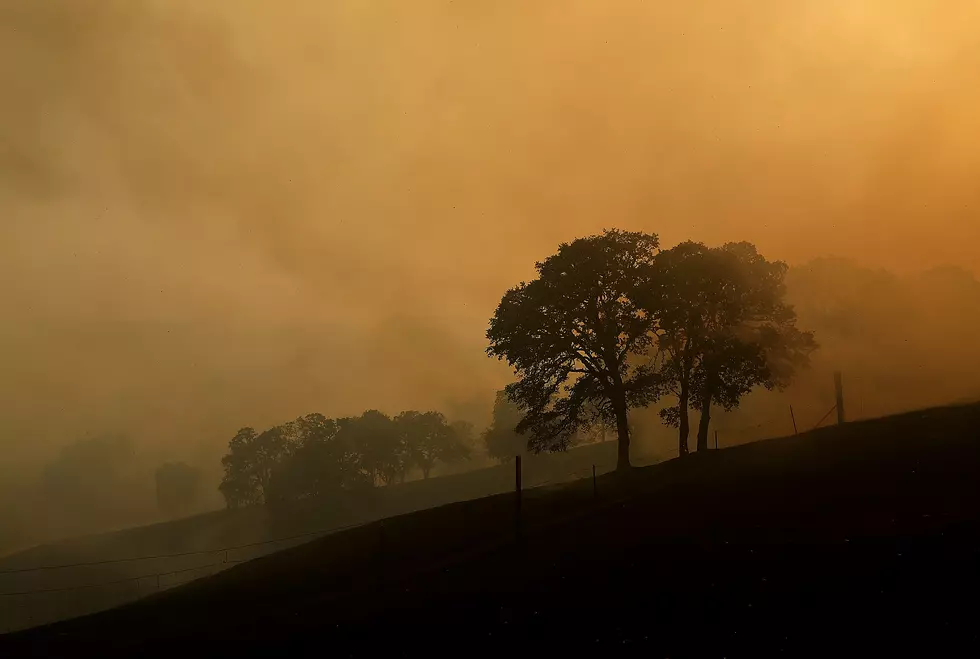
<box><xmin>0</xmin><ymin>467</ymin><xmax>603</xmax><ymax>602</ymax></box>
<box><xmin>0</xmin><ymin>524</ymin><xmax>357</xmax><ymax>634</ymax></box>
<box><xmin>3</xmin><ymin>408</ymin><xmax>849</xmax><ymax>634</ymax></box>
<box><xmin>0</xmin><ymin>444</ymin><xmax>743</xmax><ymax>636</ymax></box>
<box><xmin>0</xmin><ymin>456</ymin><xmax>678</xmax><ymax>634</ymax></box>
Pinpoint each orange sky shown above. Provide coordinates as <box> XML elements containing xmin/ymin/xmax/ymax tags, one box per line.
<box><xmin>1</xmin><ymin>0</ymin><xmax>978</xmax><ymax>469</ymax></box>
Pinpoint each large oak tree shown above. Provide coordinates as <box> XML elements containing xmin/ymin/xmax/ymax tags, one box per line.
<box><xmin>486</xmin><ymin>229</ymin><xmax>663</xmax><ymax>471</ymax></box>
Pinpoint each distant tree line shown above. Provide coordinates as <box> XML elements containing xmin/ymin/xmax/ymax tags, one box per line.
<box><xmin>218</xmin><ymin>409</ymin><xmax>473</xmax><ymax>509</ymax></box>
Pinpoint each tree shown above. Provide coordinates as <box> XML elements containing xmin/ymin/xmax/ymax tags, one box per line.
<box><xmin>344</xmin><ymin>410</ymin><xmax>404</xmax><ymax>486</ymax></box>
<box><xmin>692</xmin><ymin>243</ymin><xmax>816</xmax><ymax>450</ymax></box>
<box><xmin>647</xmin><ymin>241</ymin><xmax>741</xmax><ymax>456</ymax></box>
<box><xmin>652</xmin><ymin>242</ymin><xmax>816</xmax><ymax>452</ymax></box>
<box><xmin>482</xmin><ymin>389</ymin><xmax>527</xmax><ymax>463</ymax></box>
<box><xmin>219</xmin><ymin>424</ymin><xmax>298</xmax><ymax>508</ymax></box>
<box><xmin>396</xmin><ymin>410</ymin><xmax>470</xmax><ymax>479</ymax></box>
<box><xmin>487</xmin><ymin>229</ymin><xmax>664</xmax><ymax>471</ymax></box>
<box><xmin>266</xmin><ymin>413</ymin><xmax>371</xmax><ymax>504</ymax></box>
<box><xmin>219</xmin><ymin>427</ymin><xmax>259</xmax><ymax>508</ymax></box>
<box><xmin>700</xmin><ymin>319</ymin><xmax>816</xmax><ymax>439</ymax></box>
<box><xmin>154</xmin><ymin>462</ymin><xmax>201</xmax><ymax>518</ymax></box>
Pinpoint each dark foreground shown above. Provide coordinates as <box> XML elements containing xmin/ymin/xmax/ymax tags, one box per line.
<box><xmin>4</xmin><ymin>404</ymin><xmax>979</xmax><ymax>656</ymax></box>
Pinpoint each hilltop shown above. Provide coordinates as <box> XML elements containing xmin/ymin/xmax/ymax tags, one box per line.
<box><xmin>3</xmin><ymin>403</ymin><xmax>978</xmax><ymax>655</ymax></box>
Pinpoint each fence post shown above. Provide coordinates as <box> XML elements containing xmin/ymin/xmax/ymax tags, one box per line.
<box><xmin>790</xmin><ymin>405</ymin><xmax>798</xmax><ymax>435</ymax></box>
<box><xmin>714</xmin><ymin>430</ymin><xmax>719</xmax><ymax>450</ymax></box>
<box><xmin>514</xmin><ymin>455</ymin><xmax>522</xmax><ymax>539</ymax></box>
<box><xmin>834</xmin><ymin>371</ymin><xmax>846</xmax><ymax>424</ymax></box>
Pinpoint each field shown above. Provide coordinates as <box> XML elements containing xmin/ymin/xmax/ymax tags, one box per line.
<box><xmin>2</xmin><ymin>403</ymin><xmax>978</xmax><ymax>655</ymax></box>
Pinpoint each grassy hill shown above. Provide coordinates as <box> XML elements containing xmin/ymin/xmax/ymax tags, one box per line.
<box><xmin>3</xmin><ymin>403</ymin><xmax>978</xmax><ymax>654</ymax></box>
<box><xmin>0</xmin><ymin>438</ymin><xmax>665</xmax><ymax>633</ymax></box>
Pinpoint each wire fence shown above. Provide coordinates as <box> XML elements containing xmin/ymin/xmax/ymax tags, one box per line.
<box><xmin>0</xmin><ymin>417</ymin><xmax>833</xmax><ymax>636</ymax></box>
<box><xmin>0</xmin><ymin>519</ymin><xmax>369</xmax><ymax>634</ymax></box>
<box><xmin>0</xmin><ymin>464</ymin><xmax>617</xmax><ymax>636</ymax></box>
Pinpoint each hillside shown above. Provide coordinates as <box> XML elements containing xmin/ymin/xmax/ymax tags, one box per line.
<box><xmin>3</xmin><ymin>403</ymin><xmax>979</xmax><ymax>655</ymax></box>
<box><xmin>0</xmin><ymin>439</ymin><xmax>649</xmax><ymax>633</ymax></box>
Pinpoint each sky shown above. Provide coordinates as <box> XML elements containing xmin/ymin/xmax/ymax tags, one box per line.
<box><xmin>2</xmin><ymin>0</ymin><xmax>979</xmax><ymax>473</ymax></box>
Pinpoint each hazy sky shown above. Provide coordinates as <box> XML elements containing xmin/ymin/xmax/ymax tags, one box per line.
<box><xmin>2</xmin><ymin>0</ymin><xmax>978</xmax><ymax>468</ymax></box>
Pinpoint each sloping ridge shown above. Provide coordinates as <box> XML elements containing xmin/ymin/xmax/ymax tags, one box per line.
<box><xmin>5</xmin><ymin>403</ymin><xmax>979</xmax><ymax>655</ymax></box>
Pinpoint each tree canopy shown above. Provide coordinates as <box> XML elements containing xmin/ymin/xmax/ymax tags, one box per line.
<box><xmin>219</xmin><ymin>425</ymin><xmax>297</xmax><ymax>508</ymax></box>
<box><xmin>395</xmin><ymin>411</ymin><xmax>470</xmax><ymax>479</ymax></box>
<box><xmin>487</xmin><ymin>229</ymin><xmax>663</xmax><ymax>470</ymax></box>
<box><xmin>650</xmin><ymin>242</ymin><xmax>816</xmax><ymax>452</ymax></box>
<box><xmin>265</xmin><ymin>414</ymin><xmax>369</xmax><ymax>504</ymax></box>
<box><xmin>218</xmin><ymin>408</ymin><xmax>473</xmax><ymax>509</ymax></box>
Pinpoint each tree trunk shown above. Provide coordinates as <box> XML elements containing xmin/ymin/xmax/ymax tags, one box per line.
<box><xmin>677</xmin><ymin>339</ymin><xmax>694</xmax><ymax>457</ymax></box>
<box><xmin>422</xmin><ymin>466</ymin><xmax>431</xmax><ymax>479</ymax></box>
<box><xmin>614</xmin><ymin>396</ymin><xmax>631</xmax><ymax>471</ymax></box>
<box><xmin>696</xmin><ymin>372</ymin><xmax>716</xmax><ymax>451</ymax></box>
<box><xmin>696</xmin><ymin>402</ymin><xmax>712</xmax><ymax>451</ymax></box>
<box><xmin>678</xmin><ymin>379</ymin><xmax>691</xmax><ymax>457</ymax></box>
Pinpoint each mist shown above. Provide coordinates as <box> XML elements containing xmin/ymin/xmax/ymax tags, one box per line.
<box><xmin>2</xmin><ymin>1</ymin><xmax>979</xmax><ymax>547</ymax></box>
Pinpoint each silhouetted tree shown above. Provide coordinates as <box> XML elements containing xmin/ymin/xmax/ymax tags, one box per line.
<box><xmin>482</xmin><ymin>390</ymin><xmax>527</xmax><ymax>462</ymax></box>
<box><xmin>219</xmin><ymin>428</ymin><xmax>259</xmax><ymax>508</ymax></box>
<box><xmin>652</xmin><ymin>242</ymin><xmax>816</xmax><ymax>451</ymax></box>
<box><xmin>487</xmin><ymin>229</ymin><xmax>664</xmax><ymax>471</ymax></box>
<box><xmin>647</xmin><ymin>241</ymin><xmax>742</xmax><ymax>456</ymax></box>
<box><xmin>693</xmin><ymin>244</ymin><xmax>816</xmax><ymax>449</ymax></box>
<box><xmin>396</xmin><ymin>411</ymin><xmax>470</xmax><ymax>479</ymax></box>
<box><xmin>345</xmin><ymin>410</ymin><xmax>404</xmax><ymax>486</ymax></box>
<box><xmin>643</xmin><ymin>242</ymin><xmax>717</xmax><ymax>456</ymax></box>
<box><xmin>266</xmin><ymin>413</ymin><xmax>371</xmax><ymax>503</ymax></box>
<box><xmin>154</xmin><ymin>462</ymin><xmax>200</xmax><ymax>518</ymax></box>
<box><xmin>219</xmin><ymin>424</ymin><xmax>298</xmax><ymax>508</ymax></box>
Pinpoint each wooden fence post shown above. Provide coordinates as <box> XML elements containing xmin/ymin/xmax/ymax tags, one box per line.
<box><xmin>834</xmin><ymin>371</ymin><xmax>846</xmax><ymax>424</ymax></box>
<box><xmin>515</xmin><ymin>455</ymin><xmax>523</xmax><ymax>539</ymax></box>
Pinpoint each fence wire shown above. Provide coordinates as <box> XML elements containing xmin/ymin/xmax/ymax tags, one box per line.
<box><xmin>0</xmin><ymin>440</ymin><xmax>762</xmax><ymax>634</ymax></box>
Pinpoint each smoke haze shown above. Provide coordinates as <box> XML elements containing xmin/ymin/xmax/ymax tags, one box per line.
<box><xmin>2</xmin><ymin>1</ymin><xmax>979</xmax><ymax>542</ymax></box>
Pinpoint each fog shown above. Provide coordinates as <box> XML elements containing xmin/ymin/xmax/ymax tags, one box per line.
<box><xmin>2</xmin><ymin>1</ymin><xmax>979</xmax><ymax>547</ymax></box>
